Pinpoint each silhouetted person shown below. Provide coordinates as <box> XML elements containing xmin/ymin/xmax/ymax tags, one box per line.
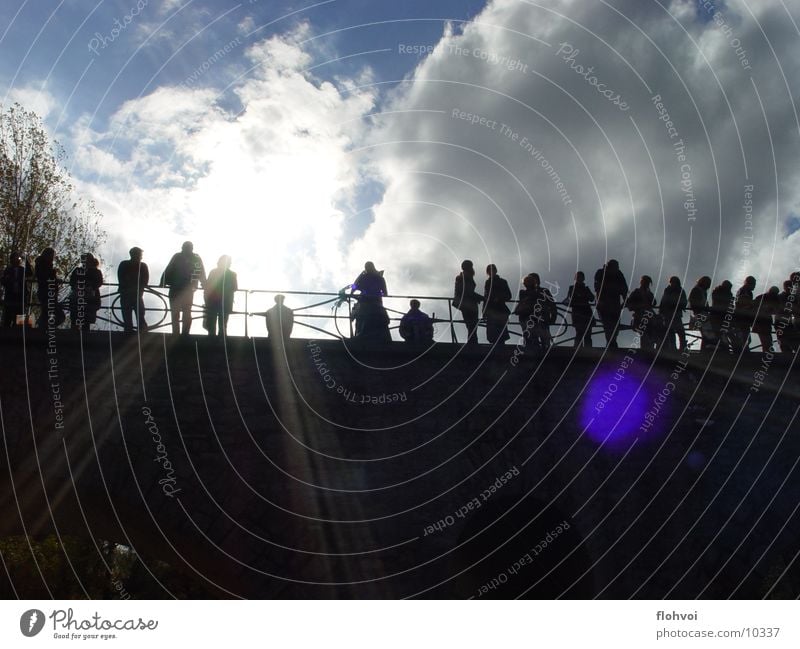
<box><xmin>266</xmin><ymin>294</ymin><xmax>294</xmax><ymax>342</ymax></box>
<box><xmin>69</xmin><ymin>253</ymin><xmax>103</xmax><ymax>331</ymax></box>
<box><xmin>399</xmin><ymin>299</ymin><xmax>434</xmax><ymax>345</ymax></box>
<box><xmin>594</xmin><ymin>259</ymin><xmax>628</xmax><ymax>348</ymax></box>
<box><xmin>752</xmin><ymin>286</ymin><xmax>780</xmax><ymax>352</ymax></box>
<box><xmin>483</xmin><ymin>264</ymin><xmax>511</xmax><ymax>345</ymax></box>
<box><xmin>689</xmin><ymin>276</ymin><xmax>712</xmax><ymax>350</ymax></box>
<box><xmin>563</xmin><ymin>271</ymin><xmax>594</xmax><ymax>347</ymax></box>
<box><xmin>626</xmin><ymin>275</ymin><xmax>657</xmax><ymax>349</ymax></box>
<box><xmin>453</xmin><ymin>260</ymin><xmax>483</xmax><ymax>345</ymax></box>
<box><xmin>350</xmin><ymin>261</ymin><xmax>390</xmax><ymax>344</ymax></box>
<box><xmin>660</xmin><ymin>276</ymin><xmax>688</xmax><ymax>351</ymax></box>
<box><xmin>204</xmin><ymin>255</ymin><xmax>237</xmax><ymax>337</ymax></box>
<box><xmin>1</xmin><ymin>251</ymin><xmax>32</xmax><ymax>327</ymax></box>
<box><xmin>776</xmin><ymin>280</ymin><xmax>798</xmax><ymax>354</ymax></box>
<box><xmin>711</xmin><ymin>280</ymin><xmax>735</xmax><ymax>352</ymax></box>
<box><xmin>733</xmin><ymin>276</ymin><xmax>757</xmax><ymax>352</ymax></box>
<box><xmin>162</xmin><ymin>241</ymin><xmax>206</xmax><ymax>335</ymax></box>
<box><xmin>34</xmin><ymin>247</ymin><xmax>65</xmax><ymax>329</ymax></box>
<box><xmin>117</xmin><ymin>247</ymin><xmax>149</xmax><ymax>333</ymax></box>
<box><xmin>514</xmin><ymin>273</ymin><xmax>556</xmax><ymax>350</ymax></box>
<box><xmin>789</xmin><ymin>274</ymin><xmax>800</xmax><ymax>352</ymax></box>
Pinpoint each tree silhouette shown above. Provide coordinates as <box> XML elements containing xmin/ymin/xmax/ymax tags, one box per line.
<box><xmin>0</xmin><ymin>103</ymin><xmax>105</xmax><ymax>276</ymax></box>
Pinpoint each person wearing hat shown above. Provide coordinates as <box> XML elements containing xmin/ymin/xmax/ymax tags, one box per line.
<box><xmin>118</xmin><ymin>246</ymin><xmax>149</xmax><ymax>333</ymax></box>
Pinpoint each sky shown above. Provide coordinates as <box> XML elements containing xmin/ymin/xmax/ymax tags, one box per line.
<box><xmin>2</xmin><ymin>0</ymin><xmax>800</xmax><ymax>314</ymax></box>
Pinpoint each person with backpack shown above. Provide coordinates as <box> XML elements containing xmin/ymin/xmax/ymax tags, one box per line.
<box><xmin>162</xmin><ymin>241</ymin><xmax>206</xmax><ymax>335</ymax></box>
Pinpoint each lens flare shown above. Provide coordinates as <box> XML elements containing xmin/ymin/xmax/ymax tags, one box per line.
<box><xmin>580</xmin><ymin>365</ymin><xmax>664</xmax><ymax>451</ymax></box>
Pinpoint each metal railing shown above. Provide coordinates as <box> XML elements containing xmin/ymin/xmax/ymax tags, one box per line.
<box><xmin>0</xmin><ymin>283</ymin><xmax>774</xmax><ymax>351</ymax></box>
<box><xmin>0</xmin><ymin>282</ymin><xmax>774</xmax><ymax>351</ymax></box>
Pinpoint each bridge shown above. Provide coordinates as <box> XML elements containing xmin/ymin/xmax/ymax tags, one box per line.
<box><xmin>0</xmin><ymin>328</ymin><xmax>798</xmax><ymax>598</ymax></box>
<box><xmin>5</xmin><ymin>281</ymin><xmax>740</xmax><ymax>350</ymax></box>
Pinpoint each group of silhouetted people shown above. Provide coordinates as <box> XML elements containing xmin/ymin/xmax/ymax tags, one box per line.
<box><xmin>3</xmin><ymin>247</ymin><xmax>800</xmax><ymax>353</ymax></box>
<box><xmin>0</xmin><ymin>242</ymin><xmax>294</xmax><ymax>341</ymax></box>
<box><xmin>448</xmin><ymin>258</ymin><xmax>800</xmax><ymax>353</ymax></box>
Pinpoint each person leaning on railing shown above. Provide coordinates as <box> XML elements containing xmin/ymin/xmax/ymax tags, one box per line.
<box><xmin>266</xmin><ymin>294</ymin><xmax>294</xmax><ymax>342</ymax></box>
<box><xmin>659</xmin><ymin>276</ymin><xmax>688</xmax><ymax>351</ymax></box>
<box><xmin>161</xmin><ymin>241</ymin><xmax>206</xmax><ymax>336</ymax></box>
<box><xmin>483</xmin><ymin>264</ymin><xmax>512</xmax><ymax>345</ymax></box>
<box><xmin>34</xmin><ymin>247</ymin><xmax>65</xmax><ymax>329</ymax></box>
<box><xmin>1</xmin><ymin>251</ymin><xmax>32</xmax><ymax>327</ymax></box>
<box><xmin>204</xmin><ymin>255</ymin><xmax>237</xmax><ymax>338</ymax></box>
<box><xmin>453</xmin><ymin>260</ymin><xmax>483</xmax><ymax>346</ymax></box>
<box><xmin>563</xmin><ymin>271</ymin><xmax>594</xmax><ymax>348</ymax></box>
<box><xmin>350</xmin><ymin>261</ymin><xmax>390</xmax><ymax>343</ymax></box>
<box><xmin>399</xmin><ymin>299</ymin><xmax>434</xmax><ymax>345</ymax></box>
<box><xmin>688</xmin><ymin>276</ymin><xmax>712</xmax><ymax>350</ymax></box>
<box><xmin>117</xmin><ymin>247</ymin><xmax>149</xmax><ymax>333</ymax></box>
<box><xmin>513</xmin><ymin>273</ymin><xmax>556</xmax><ymax>351</ymax></box>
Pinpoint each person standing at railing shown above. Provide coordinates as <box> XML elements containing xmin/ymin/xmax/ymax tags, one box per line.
<box><xmin>399</xmin><ymin>299</ymin><xmax>434</xmax><ymax>345</ymax></box>
<box><xmin>117</xmin><ymin>247</ymin><xmax>149</xmax><ymax>333</ymax></box>
<box><xmin>266</xmin><ymin>294</ymin><xmax>294</xmax><ymax>342</ymax></box>
<box><xmin>659</xmin><ymin>276</ymin><xmax>688</xmax><ymax>351</ymax></box>
<box><xmin>776</xmin><ymin>280</ymin><xmax>798</xmax><ymax>354</ymax></box>
<box><xmin>1</xmin><ymin>251</ymin><xmax>32</xmax><ymax>327</ymax></box>
<box><xmin>483</xmin><ymin>264</ymin><xmax>511</xmax><ymax>345</ymax></box>
<box><xmin>34</xmin><ymin>247</ymin><xmax>65</xmax><ymax>329</ymax></box>
<box><xmin>453</xmin><ymin>260</ymin><xmax>483</xmax><ymax>346</ymax></box>
<box><xmin>204</xmin><ymin>255</ymin><xmax>237</xmax><ymax>338</ymax></box>
<box><xmin>350</xmin><ymin>261</ymin><xmax>391</xmax><ymax>344</ymax></box>
<box><xmin>752</xmin><ymin>286</ymin><xmax>780</xmax><ymax>352</ymax></box>
<box><xmin>733</xmin><ymin>276</ymin><xmax>757</xmax><ymax>352</ymax></box>
<box><xmin>593</xmin><ymin>259</ymin><xmax>628</xmax><ymax>349</ymax></box>
<box><xmin>688</xmin><ymin>276</ymin><xmax>712</xmax><ymax>350</ymax></box>
<box><xmin>514</xmin><ymin>273</ymin><xmax>556</xmax><ymax>350</ymax></box>
<box><xmin>625</xmin><ymin>275</ymin><xmax>657</xmax><ymax>350</ymax></box>
<box><xmin>563</xmin><ymin>271</ymin><xmax>594</xmax><ymax>348</ymax></box>
<box><xmin>710</xmin><ymin>280</ymin><xmax>735</xmax><ymax>353</ymax></box>
<box><xmin>161</xmin><ymin>241</ymin><xmax>206</xmax><ymax>335</ymax></box>
<box><xmin>69</xmin><ymin>253</ymin><xmax>103</xmax><ymax>331</ymax></box>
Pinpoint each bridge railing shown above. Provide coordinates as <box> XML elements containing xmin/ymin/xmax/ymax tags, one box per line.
<box><xmin>0</xmin><ymin>281</ymin><xmax>733</xmax><ymax>349</ymax></box>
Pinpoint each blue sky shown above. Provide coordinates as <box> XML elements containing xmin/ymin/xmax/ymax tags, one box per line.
<box><xmin>0</xmin><ymin>0</ymin><xmax>484</xmax><ymax>126</ymax></box>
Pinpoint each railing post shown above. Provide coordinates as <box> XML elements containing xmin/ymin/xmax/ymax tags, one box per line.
<box><xmin>244</xmin><ymin>291</ymin><xmax>249</xmax><ymax>339</ymax></box>
<box><xmin>348</xmin><ymin>297</ymin><xmax>353</xmax><ymax>338</ymax></box>
<box><xmin>448</xmin><ymin>299</ymin><xmax>457</xmax><ymax>343</ymax></box>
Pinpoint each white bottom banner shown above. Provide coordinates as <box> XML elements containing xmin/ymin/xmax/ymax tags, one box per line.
<box><xmin>0</xmin><ymin>600</ymin><xmax>797</xmax><ymax>648</ymax></box>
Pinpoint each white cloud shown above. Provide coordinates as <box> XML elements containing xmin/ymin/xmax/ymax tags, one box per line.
<box><xmin>356</xmin><ymin>0</ymin><xmax>800</xmax><ymax>301</ymax></box>
<box><xmin>66</xmin><ymin>0</ymin><xmax>800</xmax><ymax>324</ymax></box>
<box><xmin>5</xmin><ymin>83</ymin><xmax>58</xmax><ymax>122</ymax></box>
<box><xmin>71</xmin><ymin>28</ymin><xmax>376</xmax><ymax>303</ymax></box>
